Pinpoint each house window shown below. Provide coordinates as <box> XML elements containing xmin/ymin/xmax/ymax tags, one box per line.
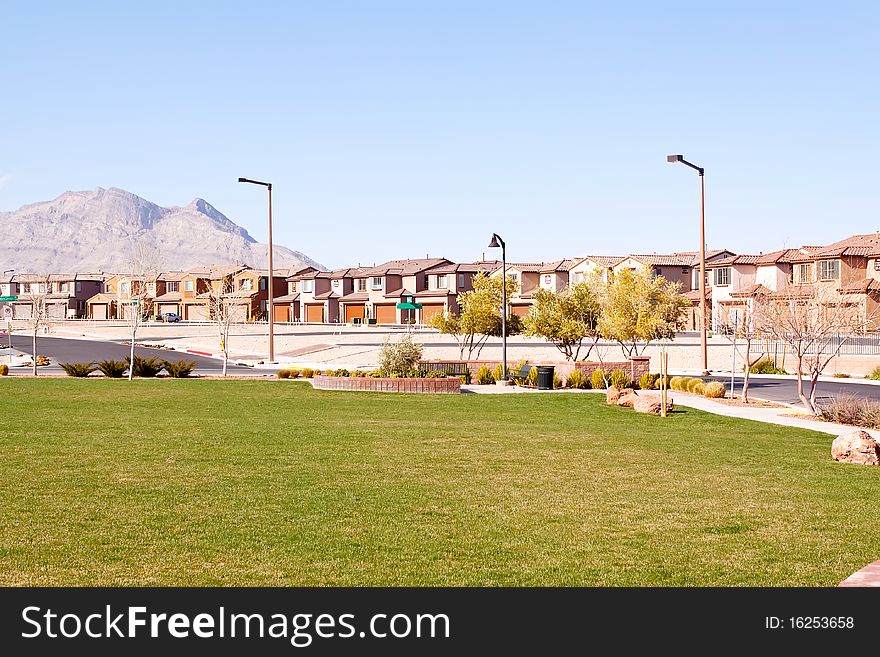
<box><xmin>817</xmin><ymin>259</ymin><xmax>840</xmax><ymax>281</ymax></box>
<box><xmin>167</xmin><ymin>281</ymin><xmax>180</xmax><ymax>292</ymax></box>
<box><xmin>23</xmin><ymin>283</ymin><xmax>31</xmax><ymax>293</ymax></box>
<box><xmin>357</xmin><ymin>279</ymin><xmax>366</xmax><ymax>292</ymax></box>
<box><xmin>105</xmin><ymin>284</ymin><xmax>113</xmax><ymax>293</ymax></box>
<box><xmin>301</xmin><ymin>280</ymin><xmax>314</xmax><ymax>293</ymax></box>
<box><xmin>714</xmin><ymin>268</ymin><xmax>731</xmax><ymax>286</ymax></box>
<box><xmin>76</xmin><ymin>282</ymin><xmax>82</xmax><ymax>292</ymax></box>
<box><xmin>60</xmin><ymin>282</ymin><xmax>68</xmax><ymax>292</ymax></box>
<box><xmin>437</xmin><ymin>275</ymin><xmax>447</xmax><ymax>288</ymax></box>
<box><xmin>370</xmin><ymin>277</ymin><xmax>383</xmax><ymax>290</ymax></box>
<box><xmin>681</xmin><ymin>267</ymin><xmax>689</xmax><ymax>274</ymax></box>
<box><xmin>458</xmin><ymin>274</ymin><xmax>465</xmax><ymax>287</ymax></box>
<box><xmin>184</xmin><ymin>280</ymin><xmax>194</xmax><ymax>292</ymax></box>
<box><xmin>239</xmin><ymin>279</ymin><xmax>253</xmax><ymax>291</ymax></box>
<box><xmin>259</xmin><ymin>277</ymin><xmax>267</xmax><ymax>291</ymax></box>
<box><xmin>544</xmin><ymin>275</ymin><xmax>551</xmax><ymax>284</ymax></box>
<box><xmin>797</xmin><ymin>263</ymin><xmax>812</xmax><ymax>283</ymax></box>
<box><xmin>333</xmin><ymin>279</ymin><xmax>340</xmax><ymax>287</ymax></box>
<box><xmin>121</xmin><ymin>282</ymin><xmax>130</xmax><ymax>294</ymax></box>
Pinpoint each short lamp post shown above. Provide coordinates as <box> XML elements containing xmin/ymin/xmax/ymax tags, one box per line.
<box><xmin>667</xmin><ymin>154</ymin><xmax>709</xmax><ymax>374</ymax></box>
<box><xmin>488</xmin><ymin>233</ymin><xmax>507</xmax><ymax>381</ymax></box>
<box><xmin>238</xmin><ymin>177</ymin><xmax>275</xmax><ymax>362</ymax></box>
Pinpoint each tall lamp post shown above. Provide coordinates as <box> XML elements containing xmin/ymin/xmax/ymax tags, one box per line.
<box><xmin>667</xmin><ymin>154</ymin><xmax>709</xmax><ymax>374</ymax></box>
<box><xmin>488</xmin><ymin>233</ymin><xmax>507</xmax><ymax>382</ymax></box>
<box><xmin>238</xmin><ymin>177</ymin><xmax>276</xmax><ymax>362</ymax></box>
<box><xmin>2</xmin><ymin>269</ymin><xmax>13</xmax><ymax>349</ymax></box>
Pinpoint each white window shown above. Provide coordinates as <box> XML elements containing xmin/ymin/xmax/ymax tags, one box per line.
<box><xmin>544</xmin><ymin>275</ymin><xmax>551</xmax><ymax>284</ymax></box>
<box><xmin>333</xmin><ymin>279</ymin><xmax>340</xmax><ymax>287</ymax></box>
<box><xmin>357</xmin><ymin>279</ymin><xmax>366</xmax><ymax>292</ymax></box>
<box><xmin>571</xmin><ymin>272</ymin><xmax>584</xmax><ymax>285</ymax></box>
<box><xmin>370</xmin><ymin>277</ymin><xmax>383</xmax><ymax>290</ymax></box>
<box><xmin>239</xmin><ymin>278</ymin><xmax>253</xmax><ymax>291</ymax></box>
<box><xmin>167</xmin><ymin>281</ymin><xmax>180</xmax><ymax>292</ymax></box>
<box><xmin>121</xmin><ymin>282</ymin><xmax>130</xmax><ymax>294</ymax></box>
<box><xmin>184</xmin><ymin>280</ymin><xmax>194</xmax><ymax>292</ymax></box>
<box><xmin>60</xmin><ymin>282</ymin><xmax>68</xmax><ymax>292</ymax></box>
<box><xmin>437</xmin><ymin>275</ymin><xmax>447</xmax><ymax>288</ymax></box>
<box><xmin>817</xmin><ymin>259</ymin><xmax>839</xmax><ymax>281</ymax></box>
<box><xmin>797</xmin><ymin>263</ymin><xmax>811</xmax><ymax>283</ymax></box>
<box><xmin>713</xmin><ymin>268</ymin><xmax>731</xmax><ymax>286</ymax></box>
<box><xmin>301</xmin><ymin>280</ymin><xmax>314</xmax><ymax>293</ymax></box>
<box><xmin>458</xmin><ymin>274</ymin><xmax>465</xmax><ymax>287</ymax></box>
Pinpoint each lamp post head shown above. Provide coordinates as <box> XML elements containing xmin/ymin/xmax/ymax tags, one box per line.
<box><xmin>667</xmin><ymin>154</ymin><xmax>683</xmax><ymax>163</ymax></box>
<box><xmin>237</xmin><ymin>177</ymin><xmax>247</xmax><ymax>183</ymax></box>
<box><xmin>488</xmin><ymin>234</ymin><xmax>502</xmax><ymax>249</ymax></box>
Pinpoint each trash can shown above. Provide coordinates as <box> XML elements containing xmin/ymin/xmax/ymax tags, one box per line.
<box><xmin>536</xmin><ymin>365</ymin><xmax>555</xmax><ymax>390</ymax></box>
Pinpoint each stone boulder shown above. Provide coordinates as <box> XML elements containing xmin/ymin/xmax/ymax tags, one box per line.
<box><xmin>633</xmin><ymin>394</ymin><xmax>673</xmax><ymax>415</ymax></box>
<box><xmin>831</xmin><ymin>430</ymin><xmax>880</xmax><ymax>465</ymax></box>
<box><xmin>617</xmin><ymin>389</ymin><xmax>639</xmax><ymax>408</ymax></box>
<box><xmin>606</xmin><ymin>386</ymin><xmax>621</xmax><ymax>404</ymax></box>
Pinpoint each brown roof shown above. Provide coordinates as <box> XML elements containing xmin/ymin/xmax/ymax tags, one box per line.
<box><xmin>383</xmin><ymin>288</ymin><xmax>415</xmax><ymax>299</ymax></box>
<box><xmin>683</xmin><ymin>289</ymin><xmax>711</xmax><ymax>302</ymax></box>
<box><xmin>729</xmin><ymin>284</ymin><xmax>772</xmax><ymax>298</ymax></box>
<box><xmin>811</xmin><ymin>233</ymin><xmax>880</xmax><ymax>259</ymax></box>
<box><xmin>574</xmin><ymin>255</ymin><xmax>626</xmax><ymax>268</ymax></box>
<box><xmin>360</xmin><ymin>258</ymin><xmax>451</xmax><ymax>277</ymax></box>
<box><xmin>274</xmin><ymin>292</ymin><xmax>301</xmax><ymax>302</ymax></box>
<box><xmin>628</xmin><ymin>250</ymin><xmax>733</xmax><ymax>267</ymax></box>
<box><xmin>313</xmin><ymin>290</ymin><xmax>340</xmax><ymax>300</ymax></box>
<box><xmin>338</xmin><ymin>292</ymin><xmax>369</xmax><ymax>302</ymax></box>
<box><xmin>539</xmin><ymin>259</ymin><xmax>578</xmax><ymax>273</ymax></box>
<box><xmin>159</xmin><ymin>271</ymin><xmax>187</xmax><ymax>282</ymax></box>
<box><xmin>710</xmin><ymin>248</ymin><xmax>816</xmax><ymax>267</ymax></box>
<box><xmin>839</xmin><ymin>278</ymin><xmax>880</xmax><ymax>294</ymax></box>
<box><xmin>425</xmin><ymin>261</ymin><xmax>501</xmax><ymax>274</ymax></box>
<box><xmin>496</xmin><ymin>262</ymin><xmax>546</xmax><ymax>273</ymax></box>
<box><xmin>153</xmin><ymin>292</ymin><xmax>182</xmax><ymax>302</ymax></box>
<box><xmin>767</xmin><ymin>284</ymin><xmax>816</xmax><ymax>300</ymax></box>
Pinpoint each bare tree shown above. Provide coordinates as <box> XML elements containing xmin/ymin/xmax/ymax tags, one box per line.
<box><xmin>713</xmin><ymin>294</ymin><xmax>769</xmax><ymax>403</ymax></box>
<box><xmin>21</xmin><ymin>274</ymin><xmax>52</xmax><ymax>376</ymax></box>
<box><xmin>204</xmin><ymin>273</ymin><xmax>241</xmax><ymax>377</ymax></box>
<box><xmin>119</xmin><ymin>246</ymin><xmax>163</xmax><ymax>381</ymax></box>
<box><xmin>759</xmin><ymin>284</ymin><xmax>863</xmax><ymax>414</ymax></box>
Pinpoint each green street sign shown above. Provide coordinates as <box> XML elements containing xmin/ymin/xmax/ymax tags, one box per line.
<box><xmin>397</xmin><ymin>302</ymin><xmax>422</xmax><ymax>310</ymax></box>
<box><xmin>0</xmin><ymin>296</ymin><xmax>18</xmax><ymax>302</ymax></box>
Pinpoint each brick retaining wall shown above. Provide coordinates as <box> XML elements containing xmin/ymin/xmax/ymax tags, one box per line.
<box><xmin>420</xmin><ymin>357</ymin><xmax>650</xmax><ymax>381</ymax></box>
<box><xmin>313</xmin><ymin>375</ymin><xmax>461</xmax><ymax>394</ymax></box>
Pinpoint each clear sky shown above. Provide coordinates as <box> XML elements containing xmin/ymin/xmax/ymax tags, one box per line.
<box><xmin>2</xmin><ymin>1</ymin><xmax>877</xmax><ymax>268</ymax></box>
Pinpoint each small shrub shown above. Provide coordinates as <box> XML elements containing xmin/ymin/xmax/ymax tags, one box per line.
<box><xmin>424</xmin><ymin>369</ymin><xmax>447</xmax><ymax>378</ymax></box>
<box><xmin>351</xmin><ymin>370</ymin><xmax>367</xmax><ymax>378</ymax></box>
<box><xmin>314</xmin><ymin>370</ymin><xmax>323</xmax><ymax>376</ymax></box>
<box><xmin>327</xmin><ymin>368</ymin><xmax>350</xmax><ymax>377</ymax></box>
<box><xmin>368</xmin><ymin>369</ymin><xmax>383</xmax><ymax>378</ymax></box>
<box><xmin>703</xmin><ymin>381</ymin><xmax>726</xmax><ymax>398</ymax></box>
<box><xmin>638</xmin><ymin>372</ymin><xmax>658</xmax><ymax>391</ymax></box>
<box><xmin>553</xmin><ymin>373</ymin><xmax>563</xmax><ymax>389</ymax></box>
<box><xmin>476</xmin><ymin>366</ymin><xmax>494</xmax><ymax>385</ymax></box>
<box><xmin>61</xmin><ymin>362</ymin><xmax>96</xmax><ymax>377</ymax></box>
<box><xmin>163</xmin><ymin>360</ymin><xmax>196</xmax><ymax>378</ymax></box>
<box><xmin>98</xmin><ymin>359</ymin><xmax>127</xmax><ymax>378</ymax></box>
<box><xmin>817</xmin><ymin>396</ymin><xmax>880</xmax><ymax>429</ymax></box>
<box><xmin>669</xmin><ymin>376</ymin><xmax>684</xmax><ymax>391</ymax></box>
<box><xmin>750</xmin><ymin>358</ymin><xmax>787</xmax><ymax>375</ymax></box>
<box><xmin>301</xmin><ymin>368</ymin><xmax>315</xmax><ymax>378</ymax></box>
<box><xmin>609</xmin><ymin>370</ymin><xmax>631</xmax><ymax>390</ymax></box>
<box><xmin>492</xmin><ymin>363</ymin><xmax>504</xmax><ymax>382</ymax></box>
<box><xmin>510</xmin><ymin>360</ymin><xmax>529</xmax><ymax>384</ymax></box>
<box><xmin>458</xmin><ymin>369</ymin><xmax>472</xmax><ymax>384</ymax></box>
<box><xmin>288</xmin><ymin>368</ymin><xmax>301</xmax><ymax>378</ymax></box>
<box><xmin>378</xmin><ymin>335</ymin><xmax>423</xmax><ymax>378</ymax></box>
<box><xmin>831</xmin><ymin>373</ymin><xmax>850</xmax><ymax>378</ymax></box>
<box><xmin>653</xmin><ymin>375</ymin><xmax>671</xmax><ymax>390</ymax></box>
<box><xmin>526</xmin><ymin>367</ymin><xmax>538</xmax><ymax>387</ymax></box>
<box><xmin>0</xmin><ymin>364</ymin><xmax>8</xmax><ymax>376</ymax></box>
<box><xmin>590</xmin><ymin>369</ymin><xmax>607</xmax><ymax>389</ymax></box>
<box><xmin>126</xmin><ymin>356</ymin><xmax>163</xmax><ymax>377</ymax></box>
<box><xmin>566</xmin><ymin>370</ymin><xmax>589</xmax><ymax>389</ymax></box>
<box><xmin>865</xmin><ymin>365</ymin><xmax>880</xmax><ymax>381</ymax></box>
<box><xmin>686</xmin><ymin>378</ymin><xmax>705</xmax><ymax>393</ymax></box>
<box><xmin>277</xmin><ymin>369</ymin><xmax>291</xmax><ymax>379</ymax></box>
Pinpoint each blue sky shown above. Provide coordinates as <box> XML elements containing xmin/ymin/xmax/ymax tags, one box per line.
<box><xmin>2</xmin><ymin>1</ymin><xmax>877</xmax><ymax>268</ymax></box>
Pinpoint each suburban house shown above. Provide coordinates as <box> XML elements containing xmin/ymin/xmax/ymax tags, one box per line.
<box><xmin>568</xmin><ymin>256</ymin><xmax>624</xmax><ymax>284</ymax></box>
<box><xmin>412</xmin><ymin>260</ymin><xmax>501</xmax><ymax>323</ymax></box>
<box><xmin>354</xmin><ymin>258</ymin><xmax>451</xmax><ymax>324</ymax></box>
<box><xmin>489</xmin><ymin>263</ymin><xmax>543</xmax><ymax>316</ymax></box>
<box><xmin>152</xmin><ymin>269</ymin><xmax>216</xmax><ymax>320</ymax></box>
<box><xmin>225</xmin><ymin>267</ymin><xmax>288</xmax><ymax>322</ymax></box>
<box><xmin>86</xmin><ymin>273</ymin><xmax>166</xmax><ymax>319</ymax></box>
<box><xmin>290</xmin><ymin>267</ymin><xmax>367</xmax><ymax>323</ymax></box>
<box><xmin>9</xmin><ymin>273</ymin><xmax>104</xmax><ymax>319</ymax></box>
<box><xmin>274</xmin><ymin>266</ymin><xmax>319</xmax><ymax>322</ymax></box>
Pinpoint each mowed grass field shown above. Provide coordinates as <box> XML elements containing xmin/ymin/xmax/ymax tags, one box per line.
<box><xmin>1</xmin><ymin>379</ymin><xmax>877</xmax><ymax>586</ymax></box>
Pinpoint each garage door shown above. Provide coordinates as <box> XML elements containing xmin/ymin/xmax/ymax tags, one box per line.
<box><xmin>159</xmin><ymin>304</ymin><xmax>179</xmax><ymax>315</ymax></box>
<box><xmin>344</xmin><ymin>304</ymin><xmax>365</xmax><ymax>323</ymax></box>
<box><xmin>511</xmin><ymin>305</ymin><xmax>532</xmax><ymax>317</ymax></box>
<box><xmin>306</xmin><ymin>304</ymin><xmax>324</xmax><ymax>323</ymax></box>
<box><xmin>91</xmin><ymin>304</ymin><xmax>108</xmax><ymax>320</ymax></box>
<box><xmin>14</xmin><ymin>304</ymin><xmax>32</xmax><ymax>319</ymax></box>
<box><xmin>185</xmin><ymin>304</ymin><xmax>209</xmax><ymax>321</ymax></box>
<box><xmin>420</xmin><ymin>303</ymin><xmax>444</xmax><ymax>323</ymax></box>
<box><xmin>374</xmin><ymin>304</ymin><xmax>397</xmax><ymax>324</ymax></box>
<box><xmin>230</xmin><ymin>304</ymin><xmax>248</xmax><ymax>322</ymax></box>
<box><xmin>274</xmin><ymin>305</ymin><xmax>290</xmax><ymax>322</ymax></box>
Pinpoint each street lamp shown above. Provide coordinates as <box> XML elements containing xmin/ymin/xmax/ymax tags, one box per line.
<box><xmin>667</xmin><ymin>154</ymin><xmax>709</xmax><ymax>374</ymax></box>
<box><xmin>238</xmin><ymin>177</ymin><xmax>276</xmax><ymax>362</ymax></box>
<box><xmin>488</xmin><ymin>233</ymin><xmax>507</xmax><ymax>382</ymax></box>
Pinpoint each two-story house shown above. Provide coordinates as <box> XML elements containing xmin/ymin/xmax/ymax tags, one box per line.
<box><xmin>86</xmin><ymin>273</ymin><xmax>165</xmax><ymax>319</ymax></box>
<box><xmin>275</xmin><ymin>266</ymin><xmax>319</xmax><ymax>322</ymax></box>
<box><xmin>225</xmin><ymin>267</ymin><xmax>288</xmax><ymax>322</ymax></box>
<box><xmin>489</xmin><ymin>263</ymin><xmax>543</xmax><ymax>316</ymax></box>
<box><xmin>355</xmin><ymin>258</ymin><xmax>451</xmax><ymax>324</ymax></box>
<box><xmin>412</xmin><ymin>260</ymin><xmax>501</xmax><ymax>323</ymax></box>
<box><xmin>568</xmin><ymin>256</ymin><xmax>624</xmax><ymax>286</ymax></box>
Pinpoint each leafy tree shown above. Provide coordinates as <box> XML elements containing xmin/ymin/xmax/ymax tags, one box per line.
<box><xmin>378</xmin><ymin>334</ymin><xmax>424</xmax><ymax>377</ymax></box>
<box><xmin>597</xmin><ymin>268</ymin><xmax>688</xmax><ymax>359</ymax></box>
<box><xmin>523</xmin><ymin>278</ymin><xmax>602</xmax><ymax>361</ymax></box>
<box><xmin>428</xmin><ymin>272</ymin><xmax>521</xmax><ymax>359</ymax></box>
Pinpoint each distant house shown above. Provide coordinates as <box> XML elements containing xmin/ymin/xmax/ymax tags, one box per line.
<box><xmin>355</xmin><ymin>258</ymin><xmax>452</xmax><ymax>324</ymax></box>
<box><xmin>10</xmin><ymin>272</ymin><xmax>104</xmax><ymax>319</ymax></box>
<box><xmin>413</xmin><ymin>261</ymin><xmax>500</xmax><ymax>323</ymax></box>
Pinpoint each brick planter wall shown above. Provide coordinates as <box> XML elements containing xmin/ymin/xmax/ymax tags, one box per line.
<box><xmin>420</xmin><ymin>357</ymin><xmax>650</xmax><ymax>381</ymax></box>
<box><xmin>313</xmin><ymin>375</ymin><xmax>461</xmax><ymax>394</ymax></box>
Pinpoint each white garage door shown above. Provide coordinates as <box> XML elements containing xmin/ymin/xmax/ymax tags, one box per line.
<box><xmin>159</xmin><ymin>304</ymin><xmax>178</xmax><ymax>315</ymax></box>
<box><xmin>230</xmin><ymin>304</ymin><xmax>248</xmax><ymax>322</ymax></box>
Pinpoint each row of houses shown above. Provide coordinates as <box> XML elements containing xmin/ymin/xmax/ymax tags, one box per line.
<box><xmin>4</xmin><ymin>231</ymin><xmax>880</xmax><ymax>329</ymax></box>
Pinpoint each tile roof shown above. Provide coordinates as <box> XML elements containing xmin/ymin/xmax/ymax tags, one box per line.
<box><xmin>360</xmin><ymin>258</ymin><xmax>451</xmax><ymax>276</ymax></box>
<box><xmin>159</xmin><ymin>271</ymin><xmax>187</xmax><ymax>282</ymax></box>
<box><xmin>811</xmin><ymin>233</ymin><xmax>880</xmax><ymax>258</ymax></box>
<box><xmin>274</xmin><ymin>292</ymin><xmax>300</xmax><ymax>302</ymax></box>
<box><xmin>313</xmin><ymin>290</ymin><xmax>340</xmax><ymax>300</ymax></box>
<box><xmin>383</xmin><ymin>288</ymin><xmax>415</xmax><ymax>299</ymax></box>
<box><xmin>710</xmin><ymin>248</ymin><xmax>817</xmax><ymax>267</ymax></box>
<box><xmin>839</xmin><ymin>278</ymin><xmax>880</xmax><ymax>294</ymax></box>
<box><xmin>338</xmin><ymin>292</ymin><xmax>369</xmax><ymax>302</ymax></box>
<box><xmin>729</xmin><ymin>284</ymin><xmax>772</xmax><ymax>298</ymax></box>
<box><xmin>154</xmin><ymin>292</ymin><xmax>183</xmax><ymax>302</ymax></box>
<box><xmin>539</xmin><ymin>259</ymin><xmax>578</xmax><ymax>273</ymax></box>
<box><xmin>425</xmin><ymin>261</ymin><xmax>501</xmax><ymax>274</ymax></box>
<box><xmin>683</xmin><ymin>289</ymin><xmax>711</xmax><ymax>302</ymax></box>
<box><xmin>627</xmin><ymin>250</ymin><xmax>733</xmax><ymax>267</ymax></box>
<box><xmin>572</xmin><ymin>255</ymin><xmax>626</xmax><ymax>268</ymax></box>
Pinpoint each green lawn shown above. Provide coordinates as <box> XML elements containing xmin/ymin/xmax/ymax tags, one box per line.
<box><xmin>1</xmin><ymin>379</ymin><xmax>876</xmax><ymax>586</ymax></box>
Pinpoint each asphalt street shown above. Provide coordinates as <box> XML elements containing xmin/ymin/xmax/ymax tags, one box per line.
<box><xmin>703</xmin><ymin>375</ymin><xmax>880</xmax><ymax>406</ymax></box>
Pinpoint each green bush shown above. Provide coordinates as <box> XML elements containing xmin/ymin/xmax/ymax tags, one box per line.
<box><xmin>125</xmin><ymin>356</ymin><xmax>163</xmax><ymax>377</ymax></box>
<box><xmin>0</xmin><ymin>363</ymin><xmax>8</xmax><ymax>376</ymax></box>
<box><xmin>163</xmin><ymin>360</ymin><xmax>195</xmax><ymax>378</ymax></box>
<box><xmin>287</xmin><ymin>368</ymin><xmax>301</xmax><ymax>378</ymax></box>
<box><xmin>476</xmin><ymin>366</ymin><xmax>494</xmax><ymax>385</ymax></box>
<box><xmin>350</xmin><ymin>370</ymin><xmax>367</xmax><ymax>377</ymax></box>
<box><xmin>459</xmin><ymin>369</ymin><xmax>472</xmax><ymax>384</ymax></box>
<box><xmin>61</xmin><ymin>362</ymin><xmax>96</xmax><ymax>377</ymax></box>
<box><xmin>97</xmin><ymin>359</ymin><xmax>127</xmax><ymax>378</ymax></box>
<box><xmin>638</xmin><ymin>372</ymin><xmax>658</xmax><ymax>391</ymax></box>
<box><xmin>703</xmin><ymin>381</ymin><xmax>726</xmax><ymax>398</ymax></box>
<box><xmin>831</xmin><ymin>373</ymin><xmax>850</xmax><ymax>378</ymax></box>
<box><xmin>492</xmin><ymin>363</ymin><xmax>504</xmax><ymax>382</ymax></box>
<box><xmin>590</xmin><ymin>369</ymin><xmax>607</xmax><ymax>389</ymax></box>
<box><xmin>327</xmin><ymin>368</ymin><xmax>350</xmax><ymax>377</ymax></box>
<box><xmin>553</xmin><ymin>373</ymin><xmax>563</xmax><ymax>389</ymax></box>
<box><xmin>565</xmin><ymin>369</ymin><xmax>589</xmax><ymax>389</ymax></box>
<box><xmin>301</xmin><ymin>368</ymin><xmax>315</xmax><ymax>378</ymax></box>
<box><xmin>277</xmin><ymin>369</ymin><xmax>291</xmax><ymax>379</ymax></box>
<box><xmin>686</xmin><ymin>378</ymin><xmax>704</xmax><ymax>393</ymax></box>
<box><xmin>510</xmin><ymin>360</ymin><xmax>529</xmax><ymax>384</ymax></box>
<box><xmin>378</xmin><ymin>335</ymin><xmax>423</xmax><ymax>377</ymax></box>
<box><xmin>750</xmin><ymin>358</ymin><xmax>787</xmax><ymax>375</ymax></box>
<box><xmin>526</xmin><ymin>367</ymin><xmax>538</xmax><ymax>387</ymax></box>
<box><xmin>423</xmin><ymin>369</ymin><xmax>448</xmax><ymax>378</ymax></box>
<box><xmin>609</xmin><ymin>370</ymin><xmax>631</xmax><ymax>389</ymax></box>
<box><xmin>668</xmin><ymin>376</ymin><xmax>684</xmax><ymax>391</ymax></box>
<box><xmin>653</xmin><ymin>375</ymin><xmax>671</xmax><ymax>390</ymax></box>
<box><xmin>865</xmin><ymin>366</ymin><xmax>880</xmax><ymax>381</ymax></box>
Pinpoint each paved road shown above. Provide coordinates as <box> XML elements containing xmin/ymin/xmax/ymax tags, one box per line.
<box><xmin>703</xmin><ymin>375</ymin><xmax>880</xmax><ymax>406</ymax></box>
<box><xmin>1</xmin><ymin>335</ymin><xmax>263</xmax><ymax>375</ymax></box>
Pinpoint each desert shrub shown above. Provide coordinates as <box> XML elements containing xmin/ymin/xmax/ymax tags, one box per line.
<box><xmin>314</xmin><ymin>370</ymin><xmax>323</xmax><ymax>375</ymax></box>
<box><xmin>510</xmin><ymin>360</ymin><xmax>529</xmax><ymax>384</ymax></box>
<box><xmin>0</xmin><ymin>364</ymin><xmax>8</xmax><ymax>376</ymax></box>
<box><xmin>669</xmin><ymin>376</ymin><xmax>684</xmax><ymax>391</ymax></box>
<box><xmin>61</xmin><ymin>362</ymin><xmax>96</xmax><ymax>377</ymax></box>
<box><xmin>686</xmin><ymin>378</ymin><xmax>705</xmax><ymax>393</ymax></box>
<box><xmin>125</xmin><ymin>356</ymin><xmax>162</xmax><ymax>377</ymax></box>
<box><xmin>703</xmin><ymin>381</ymin><xmax>726</xmax><ymax>398</ymax></box>
<box><xmin>831</xmin><ymin>373</ymin><xmax>850</xmax><ymax>378</ymax></box>
<box><xmin>277</xmin><ymin>369</ymin><xmax>291</xmax><ymax>379</ymax></box>
<box><xmin>565</xmin><ymin>369</ymin><xmax>589</xmax><ymax>389</ymax></box>
<box><xmin>817</xmin><ymin>396</ymin><xmax>880</xmax><ymax>429</ymax></box>
<box><xmin>590</xmin><ymin>369</ymin><xmax>607</xmax><ymax>389</ymax></box>
<box><xmin>476</xmin><ymin>366</ymin><xmax>494</xmax><ymax>385</ymax></box>
<box><xmin>368</xmin><ymin>370</ymin><xmax>383</xmax><ymax>378</ymax></box>
<box><xmin>287</xmin><ymin>368</ymin><xmax>301</xmax><ymax>378</ymax></box>
<box><xmin>301</xmin><ymin>368</ymin><xmax>315</xmax><ymax>378</ymax></box>
<box><xmin>327</xmin><ymin>368</ymin><xmax>350</xmax><ymax>377</ymax></box>
<box><xmin>350</xmin><ymin>370</ymin><xmax>367</xmax><ymax>377</ymax></box>
<box><xmin>378</xmin><ymin>335</ymin><xmax>423</xmax><ymax>378</ymax></box>
<box><xmin>865</xmin><ymin>366</ymin><xmax>880</xmax><ymax>381</ymax></box>
<box><xmin>98</xmin><ymin>359</ymin><xmax>127</xmax><ymax>378</ymax></box>
<box><xmin>163</xmin><ymin>360</ymin><xmax>196</xmax><ymax>378</ymax></box>
<box><xmin>526</xmin><ymin>367</ymin><xmax>538</xmax><ymax>387</ymax></box>
<box><xmin>689</xmin><ymin>380</ymin><xmax>706</xmax><ymax>395</ymax></box>
<box><xmin>638</xmin><ymin>372</ymin><xmax>658</xmax><ymax>391</ymax></box>
<box><xmin>750</xmin><ymin>358</ymin><xmax>787</xmax><ymax>375</ymax></box>
<box><xmin>653</xmin><ymin>375</ymin><xmax>671</xmax><ymax>390</ymax></box>
<box><xmin>609</xmin><ymin>370</ymin><xmax>631</xmax><ymax>390</ymax></box>
<box><xmin>423</xmin><ymin>369</ymin><xmax>447</xmax><ymax>378</ymax></box>
<box><xmin>492</xmin><ymin>363</ymin><xmax>504</xmax><ymax>382</ymax></box>
<box><xmin>553</xmin><ymin>373</ymin><xmax>564</xmax><ymax>389</ymax></box>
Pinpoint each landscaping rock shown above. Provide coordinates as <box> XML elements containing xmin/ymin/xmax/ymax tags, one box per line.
<box><xmin>617</xmin><ymin>389</ymin><xmax>639</xmax><ymax>408</ymax></box>
<box><xmin>606</xmin><ymin>386</ymin><xmax>621</xmax><ymax>404</ymax></box>
<box><xmin>831</xmin><ymin>430</ymin><xmax>880</xmax><ymax>465</ymax></box>
<box><xmin>633</xmin><ymin>394</ymin><xmax>672</xmax><ymax>415</ymax></box>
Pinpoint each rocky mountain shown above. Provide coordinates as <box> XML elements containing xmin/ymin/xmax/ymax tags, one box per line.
<box><xmin>0</xmin><ymin>187</ymin><xmax>325</xmax><ymax>272</ymax></box>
